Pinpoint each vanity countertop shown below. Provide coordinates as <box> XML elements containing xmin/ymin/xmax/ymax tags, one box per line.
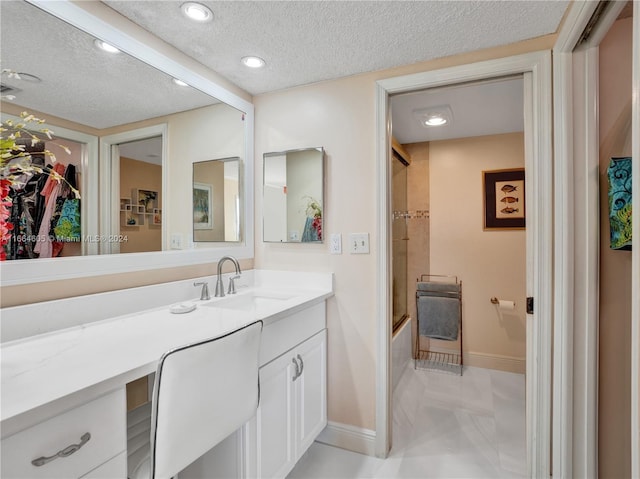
<box><xmin>1</xmin><ymin>270</ymin><xmax>333</xmax><ymax>433</ymax></box>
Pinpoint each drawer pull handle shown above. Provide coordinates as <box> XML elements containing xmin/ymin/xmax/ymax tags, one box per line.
<box><xmin>292</xmin><ymin>354</ymin><xmax>304</xmax><ymax>381</ymax></box>
<box><xmin>292</xmin><ymin>357</ymin><xmax>300</xmax><ymax>381</ymax></box>
<box><xmin>31</xmin><ymin>432</ymin><xmax>91</xmax><ymax>467</ymax></box>
<box><xmin>297</xmin><ymin>354</ymin><xmax>304</xmax><ymax>376</ymax></box>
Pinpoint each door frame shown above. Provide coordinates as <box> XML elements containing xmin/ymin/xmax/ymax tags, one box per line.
<box><xmin>375</xmin><ymin>50</ymin><xmax>553</xmax><ymax>477</ymax></box>
<box><xmin>553</xmin><ymin>2</ymin><xmax>640</xmax><ymax>477</ymax></box>
<box><xmin>100</xmin><ymin>124</ymin><xmax>168</xmax><ymax>254</ymax></box>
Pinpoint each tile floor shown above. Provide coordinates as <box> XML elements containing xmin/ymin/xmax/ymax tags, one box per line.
<box><xmin>288</xmin><ymin>363</ymin><xmax>526</xmax><ymax>479</ymax></box>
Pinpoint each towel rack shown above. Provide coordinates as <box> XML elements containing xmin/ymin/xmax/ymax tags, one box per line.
<box><xmin>415</xmin><ymin>275</ymin><xmax>463</xmax><ymax>375</ymax></box>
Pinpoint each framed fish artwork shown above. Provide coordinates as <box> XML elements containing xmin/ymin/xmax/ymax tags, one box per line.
<box><xmin>483</xmin><ymin>168</ymin><xmax>525</xmax><ymax>230</ymax></box>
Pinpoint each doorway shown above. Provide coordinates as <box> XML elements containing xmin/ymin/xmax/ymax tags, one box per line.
<box><xmin>388</xmin><ymin>76</ymin><xmax>528</xmax><ymax>476</ymax></box>
<box><xmin>375</xmin><ymin>51</ymin><xmax>553</xmax><ymax>477</ymax></box>
<box><xmin>100</xmin><ymin>124</ymin><xmax>167</xmax><ymax>255</ymax></box>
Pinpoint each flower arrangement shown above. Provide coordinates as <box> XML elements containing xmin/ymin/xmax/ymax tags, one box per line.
<box><xmin>0</xmin><ymin>110</ymin><xmax>79</xmax><ymax>260</ymax></box>
<box><xmin>304</xmin><ymin>196</ymin><xmax>322</xmax><ymax>241</ymax></box>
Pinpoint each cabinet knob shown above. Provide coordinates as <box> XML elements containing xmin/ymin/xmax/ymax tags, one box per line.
<box><xmin>31</xmin><ymin>432</ymin><xmax>91</xmax><ymax>467</ymax></box>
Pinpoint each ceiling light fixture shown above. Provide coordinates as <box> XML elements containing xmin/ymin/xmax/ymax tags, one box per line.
<box><xmin>94</xmin><ymin>39</ymin><xmax>120</xmax><ymax>54</ymax></box>
<box><xmin>424</xmin><ymin>115</ymin><xmax>447</xmax><ymax>127</ymax></box>
<box><xmin>413</xmin><ymin>105</ymin><xmax>453</xmax><ymax>128</ymax></box>
<box><xmin>181</xmin><ymin>2</ymin><xmax>213</xmax><ymax>22</ymax></box>
<box><xmin>241</xmin><ymin>56</ymin><xmax>265</xmax><ymax>68</ymax></box>
<box><xmin>173</xmin><ymin>78</ymin><xmax>189</xmax><ymax>87</ymax></box>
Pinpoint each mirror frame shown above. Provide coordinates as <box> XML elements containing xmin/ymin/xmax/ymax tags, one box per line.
<box><xmin>1</xmin><ymin>0</ymin><xmax>254</xmax><ymax>287</ymax></box>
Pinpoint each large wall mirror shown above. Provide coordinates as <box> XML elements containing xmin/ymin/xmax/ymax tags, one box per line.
<box><xmin>263</xmin><ymin>148</ymin><xmax>324</xmax><ymax>243</ymax></box>
<box><xmin>0</xmin><ymin>0</ymin><xmax>254</xmax><ymax>286</ymax></box>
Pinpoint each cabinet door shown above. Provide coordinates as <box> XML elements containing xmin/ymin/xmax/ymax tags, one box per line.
<box><xmin>295</xmin><ymin>329</ymin><xmax>327</xmax><ymax>457</ymax></box>
<box><xmin>250</xmin><ymin>351</ymin><xmax>297</xmax><ymax>479</ymax></box>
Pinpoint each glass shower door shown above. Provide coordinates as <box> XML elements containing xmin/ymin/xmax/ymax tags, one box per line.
<box><xmin>392</xmin><ymin>155</ymin><xmax>408</xmax><ymax>332</ymax></box>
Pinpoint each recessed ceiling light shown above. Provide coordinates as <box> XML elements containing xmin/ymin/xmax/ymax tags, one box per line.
<box><xmin>413</xmin><ymin>105</ymin><xmax>453</xmax><ymax>128</ymax></box>
<box><xmin>173</xmin><ymin>78</ymin><xmax>189</xmax><ymax>87</ymax></box>
<box><xmin>94</xmin><ymin>39</ymin><xmax>120</xmax><ymax>54</ymax></box>
<box><xmin>181</xmin><ymin>2</ymin><xmax>213</xmax><ymax>22</ymax></box>
<box><xmin>424</xmin><ymin>116</ymin><xmax>447</xmax><ymax>127</ymax></box>
<box><xmin>241</xmin><ymin>56</ymin><xmax>265</xmax><ymax>68</ymax></box>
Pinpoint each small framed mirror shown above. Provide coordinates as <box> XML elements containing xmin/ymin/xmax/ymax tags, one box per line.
<box><xmin>193</xmin><ymin>157</ymin><xmax>242</xmax><ymax>242</ymax></box>
<box><xmin>263</xmin><ymin>147</ymin><xmax>324</xmax><ymax>243</ymax></box>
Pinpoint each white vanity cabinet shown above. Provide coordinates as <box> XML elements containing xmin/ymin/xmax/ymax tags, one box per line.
<box><xmin>244</xmin><ymin>307</ymin><xmax>328</xmax><ymax>479</ymax></box>
<box><xmin>1</xmin><ymin>271</ymin><xmax>334</xmax><ymax>479</ymax></box>
<box><xmin>0</xmin><ymin>389</ymin><xmax>127</xmax><ymax>479</ymax></box>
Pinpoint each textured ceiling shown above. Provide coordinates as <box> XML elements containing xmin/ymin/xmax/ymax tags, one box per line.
<box><xmin>1</xmin><ymin>0</ymin><xmax>568</xmax><ymax>135</ymax></box>
<box><xmin>104</xmin><ymin>0</ymin><xmax>569</xmax><ymax>95</ymax></box>
<box><xmin>0</xmin><ymin>0</ymin><xmax>218</xmax><ymax>129</ymax></box>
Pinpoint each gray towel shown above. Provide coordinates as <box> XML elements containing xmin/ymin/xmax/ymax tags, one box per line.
<box><xmin>417</xmin><ymin>295</ymin><xmax>460</xmax><ymax>341</ymax></box>
<box><xmin>417</xmin><ymin>281</ymin><xmax>461</xmax><ymax>294</ymax></box>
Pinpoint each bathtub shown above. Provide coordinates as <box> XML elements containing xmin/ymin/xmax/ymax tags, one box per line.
<box><xmin>392</xmin><ymin>316</ymin><xmax>412</xmax><ymax>391</ymax></box>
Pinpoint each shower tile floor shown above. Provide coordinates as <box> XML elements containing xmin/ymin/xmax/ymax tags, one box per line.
<box><xmin>287</xmin><ymin>364</ymin><xmax>526</xmax><ymax>479</ymax></box>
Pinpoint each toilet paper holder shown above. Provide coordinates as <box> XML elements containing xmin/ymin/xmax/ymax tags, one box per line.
<box><xmin>490</xmin><ymin>297</ymin><xmax>516</xmax><ymax>308</ymax></box>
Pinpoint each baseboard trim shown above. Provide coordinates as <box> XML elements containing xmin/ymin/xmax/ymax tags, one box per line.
<box><xmin>316</xmin><ymin>421</ymin><xmax>376</xmax><ymax>456</ymax></box>
<box><xmin>465</xmin><ymin>351</ymin><xmax>525</xmax><ymax>374</ymax></box>
<box><xmin>422</xmin><ymin>346</ymin><xmax>526</xmax><ymax>374</ymax></box>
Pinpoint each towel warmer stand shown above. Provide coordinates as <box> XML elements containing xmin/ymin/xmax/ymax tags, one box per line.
<box><xmin>415</xmin><ymin>274</ymin><xmax>463</xmax><ymax>376</ymax></box>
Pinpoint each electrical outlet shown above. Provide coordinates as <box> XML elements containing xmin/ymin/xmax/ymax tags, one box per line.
<box><xmin>330</xmin><ymin>233</ymin><xmax>342</xmax><ymax>254</ymax></box>
<box><xmin>349</xmin><ymin>233</ymin><xmax>370</xmax><ymax>254</ymax></box>
<box><xmin>289</xmin><ymin>230</ymin><xmax>299</xmax><ymax>241</ymax></box>
<box><xmin>170</xmin><ymin>233</ymin><xmax>183</xmax><ymax>250</ymax></box>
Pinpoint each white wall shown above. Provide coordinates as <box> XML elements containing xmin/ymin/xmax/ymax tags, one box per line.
<box><xmin>255</xmin><ymin>75</ymin><xmax>378</xmax><ymax>430</ymax></box>
<box><xmin>428</xmin><ymin>132</ymin><xmax>526</xmax><ymax>372</ymax></box>
<box><xmin>254</xmin><ymin>37</ymin><xmax>556</xmax><ymax>433</ymax></box>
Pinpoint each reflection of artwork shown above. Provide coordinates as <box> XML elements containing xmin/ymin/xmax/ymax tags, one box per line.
<box><xmin>483</xmin><ymin>168</ymin><xmax>525</xmax><ymax>230</ymax></box>
<box><xmin>193</xmin><ymin>183</ymin><xmax>213</xmax><ymax>230</ymax></box>
<box><xmin>138</xmin><ymin>189</ymin><xmax>157</xmax><ymax>213</ymax></box>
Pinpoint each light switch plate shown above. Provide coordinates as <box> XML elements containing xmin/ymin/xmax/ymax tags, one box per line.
<box><xmin>349</xmin><ymin>233</ymin><xmax>370</xmax><ymax>254</ymax></box>
<box><xmin>330</xmin><ymin>233</ymin><xmax>342</xmax><ymax>254</ymax></box>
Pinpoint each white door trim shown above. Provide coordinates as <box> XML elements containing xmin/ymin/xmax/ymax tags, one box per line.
<box><xmin>375</xmin><ymin>50</ymin><xmax>554</xmax><ymax>477</ymax></box>
<box><xmin>552</xmin><ymin>3</ymin><xmax>599</xmax><ymax>478</ymax></box>
<box><xmin>553</xmin><ymin>2</ymin><xmax>638</xmax><ymax>476</ymax></box>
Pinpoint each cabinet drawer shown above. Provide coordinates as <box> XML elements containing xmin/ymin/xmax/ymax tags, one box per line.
<box><xmin>1</xmin><ymin>389</ymin><xmax>126</xmax><ymax>479</ymax></box>
<box><xmin>261</xmin><ymin>302</ymin><xmax>326</xmax><ymax>366</ymax></box>
<box><xmin>80</xmin><ymin>452</ymin><xmax>127</xmax><ymax>479</ymax></box>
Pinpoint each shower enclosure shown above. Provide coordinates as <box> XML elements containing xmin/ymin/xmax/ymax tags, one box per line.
<box><xmin>392</xmin><ymin>151</ymin><xmax>409</xmax><ymax>332</ymax></box>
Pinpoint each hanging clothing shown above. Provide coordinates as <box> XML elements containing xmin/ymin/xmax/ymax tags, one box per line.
<box><xmin>40</xmin><ymin>163</ymin><xmax>66</xmax><ymax>201</ymax></box>
<box><xmin>34</xmin><ymin>166</ymin><xmax>65</xmax><ymax>258</ymax></box>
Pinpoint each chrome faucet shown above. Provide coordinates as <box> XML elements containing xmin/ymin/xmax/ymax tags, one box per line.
<box><xmin>215</xmin><ymin>256</ymin><xmax>242</xmax><ymax>297</ymax></box>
